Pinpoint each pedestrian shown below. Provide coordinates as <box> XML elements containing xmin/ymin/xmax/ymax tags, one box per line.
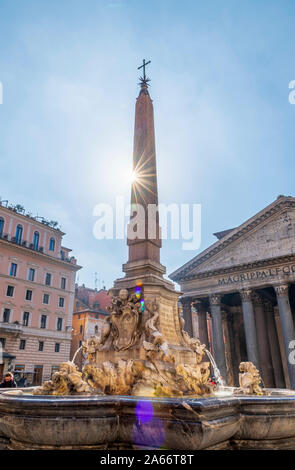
<box><xmin>0</xmin><ymin>372</ymin><xmax>17</xmax><ymax>388</ymax></box>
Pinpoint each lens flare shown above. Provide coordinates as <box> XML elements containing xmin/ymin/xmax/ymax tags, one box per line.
<box><xmin>134</xmin><ymin>286</ymin><xmax>142</xmax><ymax>299</ymax></box>
<box><xmin>133</xmin><ymin>401</ymin><xmax>165</xmax><ymax>448</ymax></box>
<box><xmin>131</xmin><ymin>170</ymin><xmax>138</xmax><ymax>183</ymax></box>
<box><xmin>136</xmin><ymin>400</ymin><xmax>153</xmax><ymax>423</ymax></box>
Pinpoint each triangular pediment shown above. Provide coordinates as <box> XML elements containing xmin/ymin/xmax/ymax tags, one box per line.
<box><xmin>170</xmin><ymin>196</ymin><xmax>295</xmax><ymax>281</ymax></box>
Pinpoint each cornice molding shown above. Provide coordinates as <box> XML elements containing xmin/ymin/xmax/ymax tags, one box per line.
<box><xmin>176</xmin><ymin>254</ymin><xmax>295</xmax><ymax>282</ymax></box>
<box><xmin>0</xmin><ymin>238</ymin><xmax>81</xmax><ymax>272</ymax></box>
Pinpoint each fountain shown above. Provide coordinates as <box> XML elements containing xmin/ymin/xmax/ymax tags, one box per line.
<box><xmin>1</xmin><ymin>294</ymin><xmax>295</xmax><ymax>450</ymax></box>
<box><xmin>1</xmin><ymin>64</ymin><xmax>295</xmax><ymax>450</ymax></box>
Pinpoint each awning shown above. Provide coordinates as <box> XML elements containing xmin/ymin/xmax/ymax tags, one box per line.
<box><xmin>2</xmin><ymin>352</ymin><xmax>16</xmax><ymax>360</ymax></box>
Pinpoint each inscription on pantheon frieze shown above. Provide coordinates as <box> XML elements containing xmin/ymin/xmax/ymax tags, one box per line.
<box><xmin>218</xmin><ymin>265</ymin><xmax>295</xmax><ymax>286</ymax></box>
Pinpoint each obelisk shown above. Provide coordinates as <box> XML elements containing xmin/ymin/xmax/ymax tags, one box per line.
<box><xmin>113</xmin><ymin>61</ymin><xmax>196</xmax><ymax>364</ymax></box>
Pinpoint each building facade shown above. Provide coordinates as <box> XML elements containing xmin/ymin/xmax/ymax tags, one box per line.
<box><xmin>70</xmin><ymin>285</ymin><xmax>111</xmax><ymax>369</ymax></box>
<box><xmin>170</xmin><ymin>196</ymin><xmax>295</xmax><ymax>389</ymax></box>
<box><xmin>0</xmin><ymin>201</ymin><xmax>81</xmax><ymax>384</ymax></box>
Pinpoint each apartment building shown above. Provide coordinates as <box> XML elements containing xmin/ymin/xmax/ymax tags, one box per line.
<box><xmin>0</xmin><ymin>201</ymin><xmax>81</xmax><ymax>384</ymax></box>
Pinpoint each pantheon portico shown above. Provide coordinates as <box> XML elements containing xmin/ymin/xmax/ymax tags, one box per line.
<box><xmin>170</xmin><ymin>196</ymin><xmax>295</xmax><ymax>389</ymax></box>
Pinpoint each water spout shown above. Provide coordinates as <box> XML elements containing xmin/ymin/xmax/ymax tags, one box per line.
<box><xmin>205</xmin><ymin>349</ymin><xmax>224</xmax><ymax>387</ymax></box>
<box><xmin>71</xmin><ymin>346</ymin><xmax>82</xmax><ymax>364</ymax></box>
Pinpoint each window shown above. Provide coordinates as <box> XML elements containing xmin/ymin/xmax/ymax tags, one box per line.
<box><xmin>15</xmin><ymin>224</ymin><xmax>23</xmax><ymax>244</ymax></box>
<box><xmin>40</xmin><ymin>315</ymin><xmax>47</xmax><ymax>329</ymax></box>
<box><xmin>57</xmin><ymin>317</ymin><xmax>63</xmax><ymax>331</ymax></box>
<box><xmin>25</xmin><ymin>290</ymin><xmax>32</xmax><ymax>301</ymax></box>
<box><xmin>51</xmin><ymin>365</ymin><xmax>59</xmax><ymax>377</ymax></box>
<box><xmin>6</xmin><ymin>285</ymin><xmax>14</xmax><ymax>297</ymax></box>
<box><xmin>80</xmin><ymin>325</ymin><xmax>83</xmax><ymax>334</ymax></box>
<box><xmin>95</xmin><ymin>313</ymin><xmax>99</xmax><ymax>319</ymax></box>
<box><xmin>79</xmin><ymin>340</ymin><xmax>82</xmax><ymax>348</ymax></box>
<box><xmin>95</xmin><ymin>325</ymin><xmax>98</xmax><ymax>334</ymax></box>
<box><xmin>43</xmin><ymin>293</ymin><xmax>49</xmax><ymax>304</ymax></box>
<box><xmin>49</xmin><ymin>238</ymin><xmax>55</xmax><ymax>251</ymax></box>
<box><xmin>23</xmin><ymin>312</ymin><xmax>30</xmax><ymax>326</ymax></box>
<box><xmin>55</xmin><ymin>343</ymin><xmax>60</xmax><ymax>353</ymax></box>
<box><xmin>28</xmin><ymin>268</ymin><xmax>35</xmax><ymax>282</ymax></box>
<box><xmin>33</xmin><ymin>231</ymin><xmax>39</xmax><ymax>250</ymax></box>
<box><xmin>10</xmin><ymin>263</ymin><xmax>17</xmax><ymax>277</ymax></box>
<box><xmin>0</xmin><ymin>338</ymin><xmax>6</xmax><ymax>348</ymax></box>
<box><xmin>38</xmin><ymin>341</ymin><xmax>44</xmax><ymax>352</ymax></box>
<box><xmin>59</xmin><ymin>297</ymin><xmax>64</xmax><ymax>308</ymax></box>
<box><xmin>19</xmin><ymin>339</ymin><xmax>26</xmax><ymax>350</ymax></box>
<box><xmin>45</xmin><ymin>273</ymin><xmax>51</xmax><ymax>286</ymax></box>
<box><xmin>3</xmin><ymin>309</ymin><xmax>10</xmax><ymax>323</ymax></box>
<box><xmin>0</xmin><ymin>218</ymin><xmax>4</xmax><ymax>238</ymax></box>
<box><xmin>60</xmin><ymin>250</ymin><xmax>65</xmax><ymax>260</ymax></box>
<box><xmin>61</xmin><ymin>277</ymin><xmax>66</xmax><ymax>290</ymax></box>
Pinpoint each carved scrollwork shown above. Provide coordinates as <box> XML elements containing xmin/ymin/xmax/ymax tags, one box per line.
<box><xmin>78</xmin><ymin>288</ymin><xmax>214</xmax><ymax>397</ymax></box>
<box><xmin>240</xmin><ymin>289</ymin><xmax>253</xmax><ymax>302</ymax></box>
<box><xmin>274</xmin><ymin>284</ymin><xmax>289</xmax><ymax>297</ymax></box>
<box><xmin>209</xmin><ymin>294</ymin><xmax>221</xmax><ymax>306</ymax></box>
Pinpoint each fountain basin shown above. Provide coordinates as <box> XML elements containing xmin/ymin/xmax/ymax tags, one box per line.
<box><xmin>1</xmin><ymin>390</ymin><xmax>295</xmax><ymax>450</ymax></box>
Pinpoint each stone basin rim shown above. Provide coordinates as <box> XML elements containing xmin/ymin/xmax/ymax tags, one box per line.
<box><xmin>1</xmin><ymin>390</ymin><xmax>295</xmax><ymax>450</ymax></box>
<box><xmin>1</xmin><ymin>389</ymin><xmax>295</xmax><ymax>407</ymax></box>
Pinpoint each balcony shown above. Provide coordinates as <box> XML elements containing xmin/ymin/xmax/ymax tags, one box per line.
<box><xmin>0</xmin><ymin>322</ymin><xmax>23</xmax><ymax>336</ymax></box>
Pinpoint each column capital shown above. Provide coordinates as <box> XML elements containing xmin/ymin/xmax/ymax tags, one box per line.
<box><xmin>240</xmin><ymin>289</ymin><xmax>253</xmax><ymax>302</ymax></box>
<box><xmin>179</xmin><ymin>297</ymin><xmax>192</xmax><ymax>306</ymax></box>
<box><xmin>193</xmin><ymin>300</ymin><xmax>206</xmax><ymax>313</ymax></box>
<box><xmin>209</xmin><ymin>294</ymin><xmax>221</xmax><ymax>306</ymax></box>
<box><xmin>274</xmin><ymin>283</ymin><xmax>289</xmax><ymax>297</ymax></box>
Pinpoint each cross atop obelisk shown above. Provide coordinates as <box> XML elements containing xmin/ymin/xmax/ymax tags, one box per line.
<box><xmin>138</xmin><ymin>59</ymin><xmax>151</xmax><ymax>84</ymax></box>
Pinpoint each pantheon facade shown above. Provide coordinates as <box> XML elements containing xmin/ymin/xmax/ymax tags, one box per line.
<box><xmin>170</xmin><ymin>195</ymin><xmax>295</xmax><ymax>389</ymax></box>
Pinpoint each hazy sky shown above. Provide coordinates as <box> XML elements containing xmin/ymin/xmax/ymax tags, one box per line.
<box><xmin>0</xmin><ymin>0</ymin><xmax>294</xmax><ymax>289</ymax></box>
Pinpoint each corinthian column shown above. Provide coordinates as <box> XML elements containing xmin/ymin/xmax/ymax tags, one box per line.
<box><xmin>180</xmin><ymin>297</ymin><xmax>193</xmax><ymax>337</ymax></box>
<box><xmin>209</xmin><ymin>294</ymin><xmax>227</xmax><ymax>384</ymax></box>
<box><xmin>274</xmin><ymin>284</ymin><xmax>295</xmax><ymax>389</ymax></box>
<box><xmin>194</xmin><ymin>301</ymin><xmax>209</xmax><ymax>348</ymax></box>
<box><xmin>264</xmin><ymin>300</ymin><xmax>285</xmax><ymax>388</ymax></box>
<box><xmin>240</xmin><ymin>289</ymin><xmax>261</xmax><ymax>371</ymax></box>
<box><xmin>253</xmin><ymin>293</ymin><xmax>275</xmax><ymax>387</ymax></box>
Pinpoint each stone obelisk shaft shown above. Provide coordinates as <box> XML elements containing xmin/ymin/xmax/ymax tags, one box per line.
<box><xmin>127</xmin><ymin>81</ymin><xmax>161</xmax><ymax>264</ymax></box>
